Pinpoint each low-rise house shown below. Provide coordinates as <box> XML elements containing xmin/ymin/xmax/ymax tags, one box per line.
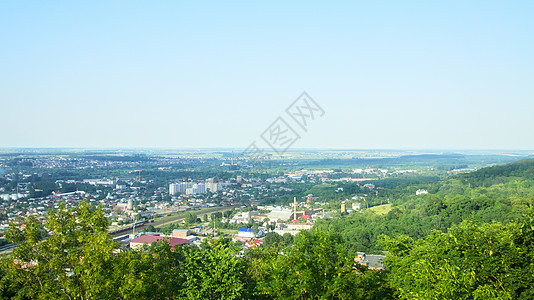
<box><xmin>267</xmin><ymin>208</ymin><xmax>293</xmax><ymax>222</ymax></box>
<box><xmin>172</xmin><ymin>229</ymin><xmax>190</xmax><ymax>238</ymax></box>
<box><xmin>245</xmin><ymin>240</ymin><xmax>263</xmax><ymax>248</ymax></box>
<box><xmin>286</xmin><ymin>223</ymin><xmax>313</xmax><ymax>231</ymax></box>
<box><xmin>355</xmin><ymin>252</ymin><xmax>385</xmax><ymax>270</ymax></box>
<box><xmin>184</xmin><ymin>236</ymin><xmax>200</xmax><ymax>243</ymax></box>
<box><xmin>238</xmin><ymin>228</ymin><xmax>255</xmax><ymax>239</ymax></box>
<box><xmin>416</xmin><ymin>189</ymin><xmax>429</xmax><ymax>195</ymax></box>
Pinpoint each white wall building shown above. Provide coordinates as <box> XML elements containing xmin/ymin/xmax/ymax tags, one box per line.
<box><xmin>170</xmin><ymin>181</ymin><xmax>222</xmax><ymax>195</ymax></box>
<box><xmin>169</xmin><ymin>182</ymin><xmax>193</xmax><ymax>195</ymax></box>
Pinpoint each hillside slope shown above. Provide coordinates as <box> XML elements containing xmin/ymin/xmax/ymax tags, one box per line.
<box><xmin>313</xmin><ymin>159</ymin><xmax>534</xmax><ymax>253</ymax></box>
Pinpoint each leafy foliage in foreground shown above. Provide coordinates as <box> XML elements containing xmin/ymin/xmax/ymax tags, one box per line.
<box><xmin>247</xmin><ymin>231</ymin><xmax>392</xmax><ymax>299</ymax></box>
<box><xmin>381</xmin><ymin>212</ymin><xmax>534</xmax><ymax>299</ymax></box>
<box><xmin>0</xmin><ymin>202</ymin><xmax>253</xmax><ymax>300</ymax></box>
<box><xmin>1</xmin><ymin>202</ymin><xmax>116</xmax><ymax>299</ymax></box>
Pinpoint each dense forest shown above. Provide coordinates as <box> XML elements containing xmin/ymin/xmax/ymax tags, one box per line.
<box><xmin>1</xmin><ymin>160</ymin><xmax>533</xmax><ymax>299</ymax></box>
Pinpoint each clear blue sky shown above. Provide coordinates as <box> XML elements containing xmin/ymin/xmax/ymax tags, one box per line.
<box><xmin>1</xmin><ymin>1</ymin><xmax>533</xmax><ymax>149</ymax></box>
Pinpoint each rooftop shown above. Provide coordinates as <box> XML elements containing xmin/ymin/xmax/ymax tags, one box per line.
<box><xmin>356</xmin><ymin>252</ymin><xmax>385</xmax><ymax>270</ymax></box>
<box><xmin>130</xmin><ymin>234</ymin><xmax>190</xmax><ymax>248</ymax></box>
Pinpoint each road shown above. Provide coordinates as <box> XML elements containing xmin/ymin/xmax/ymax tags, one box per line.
<box><xmin>0</xmin><ymin>243</ymin><xmax>16</xmax><ymax>253</ymax></box>
<box><xmin>109</xmin><ymin>205</ymin><xmax>239</xmax><ymax>237</ymax></box>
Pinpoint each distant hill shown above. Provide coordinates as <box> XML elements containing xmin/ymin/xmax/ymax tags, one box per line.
<box><xmin>453</xmin><ymin>158</ymin><xmax>534</xmax><ymax>188</ymax></box>
<box><xmin>399</xmin><ymin>153</ymin><xmax>465</xmax><ymax>160</ymax></box>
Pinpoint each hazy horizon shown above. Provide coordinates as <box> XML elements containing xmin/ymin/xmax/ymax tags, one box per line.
<box><xmin>1</xmin><ymin>147</ymin><xmax>533</xmax><ymax>154</ymax></box>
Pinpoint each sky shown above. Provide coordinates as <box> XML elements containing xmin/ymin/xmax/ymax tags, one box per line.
<box><xmin>1</xmin><ymin>1</ymin><xmax>533</xmax><ymax>150</ymax></box>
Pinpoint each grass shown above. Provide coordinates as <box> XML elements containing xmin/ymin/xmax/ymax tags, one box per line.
<box><xmin>218</xmin><ymin>228</ymin><xmax>239</xmax><ymax>235</ymax></box>
<box><xmin>367</xmin><ymin>204</ymin><xmax>392</xmax><ymax>215</ymax></box>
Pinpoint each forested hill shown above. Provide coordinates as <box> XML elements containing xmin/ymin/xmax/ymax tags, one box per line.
<box><xmin>313</xmin><ymin>159</ymin><xmax>534</xmax><ymax>254</ymax></box>
<box><xmin>450</xmin><ymin>158</ymin><xmax>534</xmax><ymax>188</ymax></box>
<box><xmin>378</xmin><ymin>161</ymin><xmax>534</xmax><ymax>299</ymax></box>
<box><xmin>429</xmin><ymin>159</ymin><xmax>534</xmax><ymax>220</ymax></box>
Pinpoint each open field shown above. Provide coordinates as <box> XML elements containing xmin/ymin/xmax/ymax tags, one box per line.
<box><xmin>367</xmin><ymin>204</ymin><xmax>392</xmax><ymax>215</ymax></box>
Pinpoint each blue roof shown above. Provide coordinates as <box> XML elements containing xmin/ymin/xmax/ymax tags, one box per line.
<box><xmin>238</xmin><ymin>228</ymin><xmax>253</xmax><ymax>233</ymax></box>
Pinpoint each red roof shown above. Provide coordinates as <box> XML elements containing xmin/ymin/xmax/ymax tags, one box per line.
<box><xmin>130</xmin><ymin>234</ymin><xmax>190</xmax><ymax>248</ymax></box>
<box><xmin>246</xmin><ymin>240</ymin><xmax>263</xmax><ymax>247</ymax></box>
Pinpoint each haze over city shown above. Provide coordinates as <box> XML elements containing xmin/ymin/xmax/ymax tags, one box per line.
<box><xmin>1</xmin><ymin>1</ymin><xmax>533</xmax><ymax>149</ymax></box>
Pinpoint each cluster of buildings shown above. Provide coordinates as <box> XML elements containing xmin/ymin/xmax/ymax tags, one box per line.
<box><xmin>0</xmin><ymin>155</ymin><xmax>210</xmax><ymax>170</ymax></box>
<box><xmin>0</xmin><ymin>193</ymin><xmax>28</xmax><ymax>201</ymax></box>
<box><xmin>169</xmin><ymin>179</ymin><xmax>225</xmax><ymax>195</ymax></box>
